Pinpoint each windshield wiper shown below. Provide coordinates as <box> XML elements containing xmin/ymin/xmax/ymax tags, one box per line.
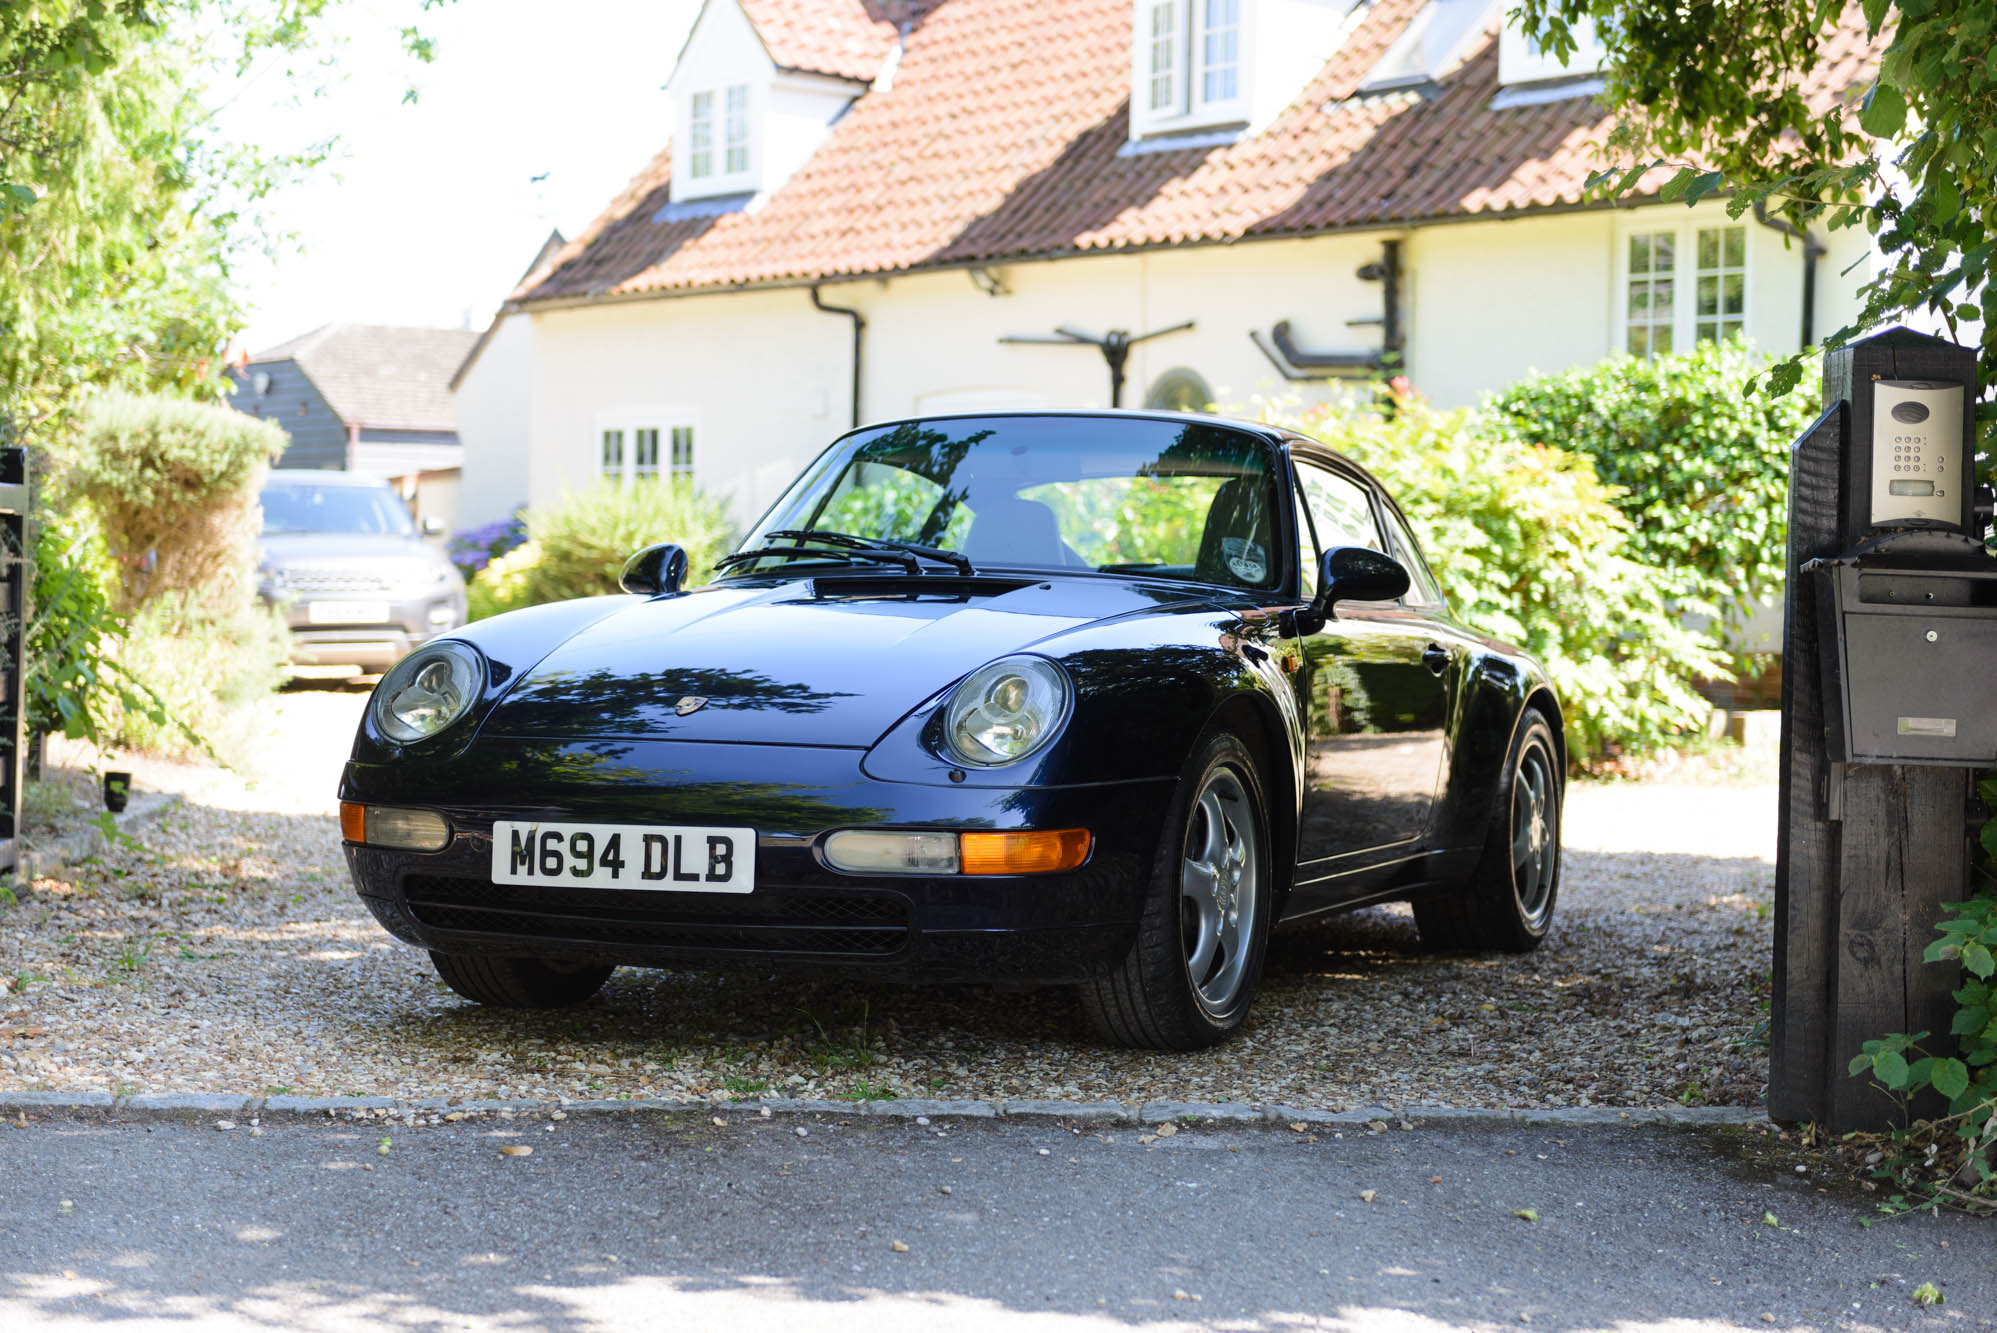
<box><xmin>718</xmin><ymin>528</ymin><xmax>974</xmax><ymax>577</ymax></box>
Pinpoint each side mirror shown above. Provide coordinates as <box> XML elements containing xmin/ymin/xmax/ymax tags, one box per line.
<box><xmin>419</xmin><ymin>514</ymin><xmax>446</xmax><ymax>537</ymax></box>
<box><xmin>1300</xmin><ymin>545</ymin><xmax>1409</xmax><ymax>631</ymax></box>
<box><xmin>620</xmin><ymin>542</ymin><xmax>690</xmax><ymax>596</ymax></box>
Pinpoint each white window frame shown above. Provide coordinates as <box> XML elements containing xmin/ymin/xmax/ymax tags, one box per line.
<box><xmin>1130</xmin><ymin>0</ymin><xmax>1252</xmax><ymax>139</ymax></box>
<box><xmin>1614</xmin><ymin>215</ymin><xmax>1753</xmax><ymax>359</ymax></box>
<box><xmin>680</xmin><ymin>81</ymin><xmax>757</xmax><ymax>197</ymax></box>
<box><xmin>595</xmin><ymin>409</ymin><xmax>698</xmax><ymax>488</ymax></box>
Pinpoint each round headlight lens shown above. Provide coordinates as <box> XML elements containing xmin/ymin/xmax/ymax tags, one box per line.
<box><xmin>372</xmin><ymin>641</ymin><xmax>484</xmax><ymax>744</ymax></box>
<box><xmin>943</xmin><ymin>656</ymin><xmax>1071</xmax><ymax>767</ymax></box>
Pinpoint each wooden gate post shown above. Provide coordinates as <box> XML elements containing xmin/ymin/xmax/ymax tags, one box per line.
<box><xmin>1771</xmin><ymin>329</ymin><xmax>1980</xmax><ymax>1130</ymax></box>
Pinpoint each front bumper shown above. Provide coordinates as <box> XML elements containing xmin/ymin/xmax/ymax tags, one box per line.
<box><xmin>341</xmin><ymin>738</ymin><xmax>1175</xmax><ymax>984</ymax></box>
<box><xmin>279</xmin><ymin>590</ymin><xmax>467</xmax><ymax>670</ymax></box>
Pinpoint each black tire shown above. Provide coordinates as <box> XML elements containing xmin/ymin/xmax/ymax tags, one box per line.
<box><xmin>429</xmin><ymin>951</ymin><xmax>614</xmax><ymax>1008</ymax></box>
<box><xmin>1080</xmin><ymin>731</ymin><xmax>1273</xmax><ymax>1049</ymax></box>
<box><xmin>1414</xmin><ymin>707</ymin><xmax>1561</xmax><ymax>953</ymax></box>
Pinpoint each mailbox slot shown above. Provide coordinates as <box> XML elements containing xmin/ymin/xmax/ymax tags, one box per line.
<box><xmin>1815</xmin><ymin>561</ymin><xmax>1997</xmax><ymax>766</ymax></box>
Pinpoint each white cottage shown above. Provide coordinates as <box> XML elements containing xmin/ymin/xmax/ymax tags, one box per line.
<box><xmin>454</xmin><ymin>0</ymin><xmax>1878</xmax><ymax>531</ymax></box>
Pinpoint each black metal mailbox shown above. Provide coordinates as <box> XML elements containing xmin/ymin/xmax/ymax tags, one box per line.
<box><xmin>1811</xmin><ymin>555</ymin><xmax>1997</xmax><ymax>766</ymax></box>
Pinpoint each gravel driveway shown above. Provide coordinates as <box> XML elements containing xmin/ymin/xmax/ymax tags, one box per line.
<box><xmin>0</xmin><ymin>682</ymin><xmax>1779</xmax><ymax>1110</ymax></box>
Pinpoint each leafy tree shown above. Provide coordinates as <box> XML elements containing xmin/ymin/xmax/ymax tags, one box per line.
<box><xmin>1513</xmin><ymin>1</ymin><xmax>1994</xmax><ymax>429</ymax></box>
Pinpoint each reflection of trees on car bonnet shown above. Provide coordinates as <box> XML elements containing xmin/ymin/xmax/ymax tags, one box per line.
<box><xmin>496</xmin><ymin>666</ymin><xmax>855</xmax><ymax>737</ymax></box>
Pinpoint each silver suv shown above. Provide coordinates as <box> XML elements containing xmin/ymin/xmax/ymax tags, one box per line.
<box><xmin>257</xmin><ymin>470</ymin><xmax>468</xmax><ymax>672</ymax></box>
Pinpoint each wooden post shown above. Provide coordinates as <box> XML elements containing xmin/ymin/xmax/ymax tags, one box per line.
<box><xmin>1771</xmin><ymin>329</ymin><xmax>1978</xmax><ymax>1129</ymax></box>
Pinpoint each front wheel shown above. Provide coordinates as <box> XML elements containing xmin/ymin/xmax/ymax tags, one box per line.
<box><xmin>1414</xmin><ymin>706</ymin><xmax>1561</xmax><ymax>953</ymax></box>
<box><xmin>429</xmin><ymin>952</ymin><xmax>614</xmax><ymax>1009</ymax></box>
<box><xmin>1080</xmin><ymin>732</ymin><xmax>1273</xmax><ymax>1049</ymax></box>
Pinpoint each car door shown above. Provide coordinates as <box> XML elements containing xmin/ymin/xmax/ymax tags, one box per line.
<box><xmin>1288</xmin><ymin>454</ymin><xmax>1452</xmax><ymax>898</ymax></box>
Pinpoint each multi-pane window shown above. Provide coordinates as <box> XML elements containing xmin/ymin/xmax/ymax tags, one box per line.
<box><xmin>1694</xmin><ymin>225</ymin><xmax>1747</xmax><ymax>343</ymax></box>
<box><xmin>1147</xmin><ymin>2</ymin><xmax>1181</xmax><ymax>111</ymax></box>
<box><xmin>687</xmin><ymin>91</ymin><xmax>714</xmax><ymax>179</ymax></box>
<box><xmin>1625</xmin><ymin>231</ymin><xmax>1676</xmax><ymax>359</ymax></box>
<box><xmin>723</xmin><ymin>86</ymin><xmax>750</xmax><ymax>175</ymax></box>
<box><xmin>669</xmin><ymin>426</ymin><xmax>695</xmax><ymax>481</ymax></box>
<box><xmin>1625</xmin><ymin>223</ymin><xmax>1748</xmax><ymax>358</ymax></box>
<box><xmin>633</xmin><ymin>428</ymin><xmax>660</xmax><ymax>480</ymax></box>
<box><xmin>1139</xmin><ymin>0</ymin><xmax>1246</xmax><ymax>125</ymax></box>
<box><xmin>601</xmin><ymin>421</ymin><xmax>693</xmax><ymax>486</ymax></box>
<box><xmin>1201</xmin><ymin>0</ymin><xmax>1240</xmax><ymax>104</ymax></box>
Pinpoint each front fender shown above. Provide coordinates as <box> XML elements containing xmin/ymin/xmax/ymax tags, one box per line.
<box><xmin>860</xmin><ymin>606</ymin><xmax>1299</xmax><ymax>790</ymax></box>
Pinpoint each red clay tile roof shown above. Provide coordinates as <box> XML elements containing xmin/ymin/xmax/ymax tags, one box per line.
<box><xmin>520</xmin><ymin>0</ymin><xmax>1878</xmax><ymax>307</ymax></box>
<box><xmin>738</xmin><ymin>0</ymin><xmax>901</xmax><ymax>81</ymax></box>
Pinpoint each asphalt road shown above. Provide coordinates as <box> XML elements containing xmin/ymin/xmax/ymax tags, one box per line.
<box><xmin>0</xmin><ymin>1112</ymin><xmax>1990</xmax><ymax>1331</ymax></box>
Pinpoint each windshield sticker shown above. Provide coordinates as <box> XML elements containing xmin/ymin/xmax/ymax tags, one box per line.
<box><xmin>1222</xmin><ymin>538</ymin><xmax>1267</xmax><ymax>583</ymax></box>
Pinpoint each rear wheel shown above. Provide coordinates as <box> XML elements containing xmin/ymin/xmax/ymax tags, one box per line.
<box><xmin>429</xmin><ymin>952</ymin><xmax>614</xmax><ymax>1008</ymax></box>
<box><xmin>1080</xmin><ymin>732</ymin><xmax>1272</xmax><ymax>1049</ymax></box>
<box><xmin>1414</xmin><ymin>707</ymin><xmax>1561</xmax><ymax>953</ymax></box>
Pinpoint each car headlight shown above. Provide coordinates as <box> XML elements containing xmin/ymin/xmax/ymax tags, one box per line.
<box><xmin>942</xmin><ymin>655</ymin><xmax>1071</xmax><ymax>767</ymax></box>
<box><xmin>371</xmin><ymin>641</ymin><xmax>484</xmax><ymax>744</ymax></box>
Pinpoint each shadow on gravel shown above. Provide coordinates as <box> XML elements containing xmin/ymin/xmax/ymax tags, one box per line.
<box><xmin>325</xmin><ymin>846</ymin><xmax>1775</xmax><ymax>1108</ymax></box>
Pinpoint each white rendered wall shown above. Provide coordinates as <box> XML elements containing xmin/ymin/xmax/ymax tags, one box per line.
<box><xmin>524</xmin><ymin>204</ymin><xmax>1871</xmax><ymax>527</ymax></box>
<box><xmin>453</xmin><ymin>312</ymin><xmax>536</xmax><ymax>531</ymax></box>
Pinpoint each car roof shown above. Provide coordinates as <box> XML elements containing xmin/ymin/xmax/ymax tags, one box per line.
<box><xmin>264</xmin><ymin>469</ymin><xmax>395</xmax><ymax>489</ymax></box>
<box><xmin>834</xmin><ymin>407</ymin><xmax>1392</xmax><ymax>498</ymax></box>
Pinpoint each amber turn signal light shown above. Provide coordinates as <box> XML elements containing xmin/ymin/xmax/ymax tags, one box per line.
<box><xmin>959</xmin><ymin>828</ymin><xmax>1092</xmax><ymax>875</ymax></box>
<box><xmin>340</xmin><ymin>802</ymin><xmax>366</xmax><ymax>843</ymax></box>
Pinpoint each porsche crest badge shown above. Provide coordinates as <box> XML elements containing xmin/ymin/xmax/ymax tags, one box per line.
<box><xmin>674</xmin><ymin>696</ymin><xmax>708</xmax><ymax>717</ymax></box>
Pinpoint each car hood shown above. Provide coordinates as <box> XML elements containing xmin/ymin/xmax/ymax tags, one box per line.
<box><xmin>479</xmin><ymin>576</ymin><xmax>1195</xmax><ymax>747</ymax></box>
<box><xmin>260</xmin><ymin>532</ymin><xmax>437</xmax><ymax>567</ymax></box>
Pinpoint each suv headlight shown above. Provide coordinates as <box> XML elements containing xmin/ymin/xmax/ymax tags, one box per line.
<box><xmin>942</xmin><ymin>655</ymin><xmax>1071</xmax><ymax>767</ymax></box>
<box><xmin>371</xmin><ymin>641</ymin><xmax>484</xmax><ymax>744</ymax></box>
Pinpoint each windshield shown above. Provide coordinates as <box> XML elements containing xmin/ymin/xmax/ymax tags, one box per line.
<box><xmin>738</xmin><ymin>416</ymin><xmax>1281</xmax><ymax>589</ymax></box>
<box><xmin>260</xmin><ymin>482</ymin><xmax>416</xmax><ymax>537</ymax></box>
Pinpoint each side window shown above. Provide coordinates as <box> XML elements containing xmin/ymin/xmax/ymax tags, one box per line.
<box><xmin>1380</xmin><ymin>504</ymin><xmax>1446</xmax><ymax>608</ymax></box>
<box><xmin>1294</xmin><ymin>484</ymin><xmax>1320</xmax><ymax>599</ymax></box>
<box><xmin>1295</xmin><ymin>459</ymin><xmax>1382</xmax><ymax>551</ymax></box>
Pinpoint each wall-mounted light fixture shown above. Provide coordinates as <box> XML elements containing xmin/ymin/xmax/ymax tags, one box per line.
<box><xmin>966</xmin><ymin>267</ymin><xmax>1011</xmax><ymax>298</ymax></box>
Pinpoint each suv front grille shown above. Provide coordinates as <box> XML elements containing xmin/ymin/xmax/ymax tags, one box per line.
<box><xmin>282</xmin><ymin>568</ymin><xmax>398</xmax><ymax>595</ymax></box>
<box><xmin>402</xmin><ymin>874</ymin><xmax>910</xmax><ymax>957</ymax></box>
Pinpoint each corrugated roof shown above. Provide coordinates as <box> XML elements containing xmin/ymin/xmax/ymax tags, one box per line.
<box><xmin>253</xmin><ymin>324</ymin><xmax>481</xmax><ymax>432</ymax></box>
<box><xmin>520</xmin><ymin>0</ymin><xmax>1878</xmax><ymax>307</ymax></box>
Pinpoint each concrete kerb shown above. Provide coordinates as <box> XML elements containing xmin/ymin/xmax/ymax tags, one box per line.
<box><xmin>0</xmin><ymin>1090</ymin><xmax>1772</xmax><ymax>1130</ymax></box>
<box><xmin>8</xmin><ymin>789</ymin><xmax>182</xmax><ymax>886</ymax></box>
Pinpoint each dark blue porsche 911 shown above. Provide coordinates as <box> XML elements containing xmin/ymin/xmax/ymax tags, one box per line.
<box><xmin>340</xmin><ymin>411</ymin><xmax>1563</xmax><ymax>1049</ymax></box>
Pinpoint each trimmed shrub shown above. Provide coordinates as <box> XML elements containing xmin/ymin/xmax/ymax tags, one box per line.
<box><xmin>468</xmin><ymin>480</ymin><xmax>734</xmax><ymax>619</ymax></box>
<box><xmin>1261</xmin><ymin>391</ymin><xmax>1727</xmax><ymax>763</ymax></box>
<box><xmin>100</xmin><ymin>590</ymin><xmax>290</xmax><ymax>766</ymax></box>
<box><xmin>1486</xmin><ymin>337</ymin><xmax>1819</xmax><ymax>631</ymax></box>
<box><xmin>54</xmin><ymin>391</ymin><xmax>286</xmax><ymax>611</ymax></box>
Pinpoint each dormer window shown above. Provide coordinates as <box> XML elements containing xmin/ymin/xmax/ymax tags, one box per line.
<box><xmin>681</xmin><ymin>81</ymin><xmax>756</xmax><ymax>197</ymax></box>
<box><xmin>1132</xmin><ymin>0</ymin><xmax>1252</xmax><ymax>138</ymax></box>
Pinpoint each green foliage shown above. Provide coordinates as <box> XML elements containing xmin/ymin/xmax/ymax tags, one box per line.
<box><xmin>54</xmin><ymin>391</ymin><xmax>285</xmax><ymax>609</ymax></box>
<box><xmin>102</xmin><ymin>589</ymin><xmax>289</xmax><ymax>766</ymax></box>
<box><xmin>1514</xmin><ymin>2</ymin><xmax>1997</xmax><ymax>438</ymax></box>
<box><xmin>1261</xmin><ymin>392</ymin><xmax>1725</xmax><ymax>764</ymax></box>
<box><xmin>22</xmin><ymin>508</ymin><xmax>202</xmax><ymax>752</ymax></box>
<box><xmin>1487</xmin><ymin>338</ymin><xmax>1821</xmax><ymax>632</ymax></box>
<box><xmin>468</xmin><ymin>481</ymin><xmax>735</xmax><ymax>619</ymax></box>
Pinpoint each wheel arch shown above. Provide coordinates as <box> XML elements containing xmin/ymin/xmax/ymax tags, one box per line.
<box><xmin>1207</xmin><ymin>692</ymin><xmax>1298</xmax><ymax>914</ymax></box>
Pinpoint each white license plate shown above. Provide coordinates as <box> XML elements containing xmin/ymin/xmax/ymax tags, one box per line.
<box><xmin>490</xmin><ymin>820</ymin><xmax>756</xmax><ymax>893</ymax></box>
<box><xmin>307</xmin><ymin>600</ymin><xmax>391</xmax><ymax>625</ymax></box>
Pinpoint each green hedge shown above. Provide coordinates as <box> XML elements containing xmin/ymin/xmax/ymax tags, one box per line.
<box><xmin>1263</xmin><ymin>392</ymin><xmax>1726</xmax><ymax>763</ymax></box>
<box><xmin>55</xmin><ymin>391</ymin><xmax>286</xmax><ymax>611</ymax></box>
<box><xmin>1486</xmin><ymin>336</ymin><xmax>1818</xmax><ymax>632</ymax></box>
<box><xmin>470</xmin><ymin>479</ymin><xmax>734</xmax><ymax>619</ymax></box>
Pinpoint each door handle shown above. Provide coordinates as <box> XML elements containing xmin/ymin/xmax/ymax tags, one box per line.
<box><xmin>1422</xmin><ymin>644</ymin><xmax>1450</xmax><ymax>675</ymax></box>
